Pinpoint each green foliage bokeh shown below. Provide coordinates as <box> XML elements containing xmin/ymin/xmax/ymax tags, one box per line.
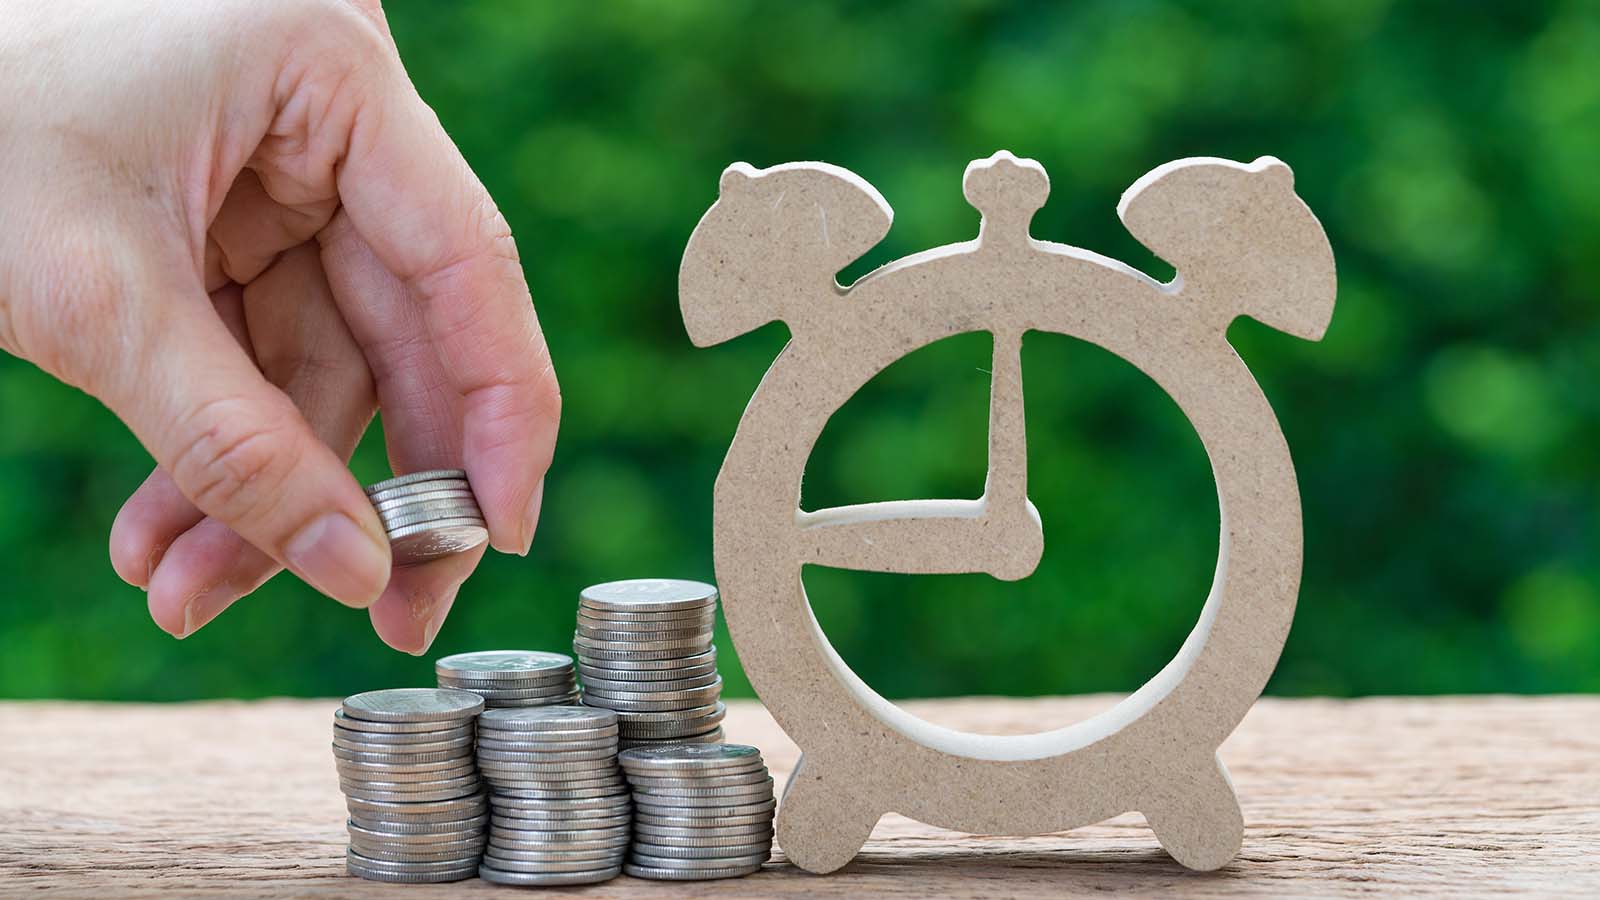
<box><xmin>2</xmin><ymin>0</ymin><xmax>1597</xmax><ymax>701</ymax></box>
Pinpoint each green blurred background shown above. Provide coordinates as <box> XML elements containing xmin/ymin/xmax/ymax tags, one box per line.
<box><xmin>2</xmin><ymin>0</ymin><xmax>1597</xmax><ymax>701</ymax></box>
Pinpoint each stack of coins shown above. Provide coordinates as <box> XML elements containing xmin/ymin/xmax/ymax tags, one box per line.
<box><xmin>363</xmin><ymin>469</ymin><xmax>488</xmax><ymax>566</ymax></box>
<box><xmin>574</xmin><ymin>579</ymin><xmax>726</xmax><ymax>749</ymax></box>
<box><xmin>620</xmin><ymin>744</ymin><xmax>774</xmax><ymax>881</ymax></box>
<box><xmin>436</xmin><ymin>650</ymin><xmax>579</xmax><ymax>709</ymax></box>
<box><xmin>335</xmin><ymin>688</ymin><xmax>488</xmax><ymax>883</ymax></box>
<box><xmin>475</xmin><ymin>706</ymin><xmax>631</xmax><ymax>886</ymax></box>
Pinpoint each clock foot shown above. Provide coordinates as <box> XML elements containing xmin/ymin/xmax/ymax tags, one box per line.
<box><xmin>1142</xmin><ymin>754</ymin><xmax>1244</xmax><ymax>871</ymax></box>
<box><xmin>775</xmin><ymin>753</ymin><xmax>881</xmax><ymax>873</ymax></box>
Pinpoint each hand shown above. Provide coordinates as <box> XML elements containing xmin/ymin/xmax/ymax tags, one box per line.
<box><xmin>0</xmin><ymin>0</ymin><xmax>560</xmax><ymax>653</ymax></box>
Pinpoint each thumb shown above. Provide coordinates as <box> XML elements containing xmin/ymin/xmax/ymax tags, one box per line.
<box><xmin>106</xmin><ymin>285</ymin><xmax>392</xmax><ymax>609</ymax></box>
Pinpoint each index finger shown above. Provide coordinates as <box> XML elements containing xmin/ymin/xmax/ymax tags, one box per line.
<box><xmin>328</xmin><ymin>31</ymin><xmax>559</xmax><ymax>555</ymax></box>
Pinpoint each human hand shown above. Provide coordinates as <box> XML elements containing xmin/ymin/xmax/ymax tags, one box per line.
<box><xmin>0</xmin><ymin>0</ymin><xmax>559</xmax><ymax>653</ymax></box>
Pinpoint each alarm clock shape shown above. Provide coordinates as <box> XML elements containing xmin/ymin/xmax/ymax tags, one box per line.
<box><xmin>679</xmin><ymin>151</ymin><xmax>1335</xmax><ymax>873</ymax></box>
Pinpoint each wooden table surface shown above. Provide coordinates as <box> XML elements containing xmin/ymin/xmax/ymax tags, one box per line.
<box><xmin>2</xmin><ymin>696</ymin><xmax>1596</xmax><ymax>897</ymax></box>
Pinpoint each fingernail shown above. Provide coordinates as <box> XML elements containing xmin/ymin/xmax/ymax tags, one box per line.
<box><xmin>286</xmin><ymin>513</ymin><xmax>390</xmax><ymax>608</ymax></box>
<box><xmin>175</xmin><ymin>582</ymin><xmax>237</xmax><ymax>639</ymax></box>
<box><xmin>413</xmin><ymin>587</ymin><xmax>459</xmax><ymax>657</ymax></box>
<box><xmin>519</xmin><ymin>477</ymin><xmax>546</xmax><ymax>557</ymax></box>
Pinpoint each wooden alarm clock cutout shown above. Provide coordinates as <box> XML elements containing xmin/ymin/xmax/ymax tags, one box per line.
<box><xmin>679</xmin><ymin>150</ymin><xmax>1336</xmax><ymax>873</ymax></box>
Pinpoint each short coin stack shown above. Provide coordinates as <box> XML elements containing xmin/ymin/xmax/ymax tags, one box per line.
<box><xmin>335</xmin><ymin>688</ymin><xmax>488</xmax><ymax>883</ymax></box>
<box><xmin>620</xmin><ymin>744</ymin><xmax>775</xmax><ymax>880</ymax></box>
<box><xmin>364</xmin><ymin>469</ymin><xmax>488</xmax><ymax>566</ymax></box>
<box><xmin>436</xmin><ymin>650</ymin><xmax>579</xmax><ymax>709</ymax></box>
<box><xmin>475</xmin><ymin>706</ymin><xmax>631</xmax><ymax>886</ymax></box>
<box><xmin>574</xmin><ymin>579</ymin><xmax>726</xmax><ymax>749</ymax></box>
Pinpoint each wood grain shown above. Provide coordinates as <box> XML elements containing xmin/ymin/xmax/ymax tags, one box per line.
<box><xmin>1</xmin><ymin>696</ymin><xmax>1595</xmax><ymax>897</ymax></box>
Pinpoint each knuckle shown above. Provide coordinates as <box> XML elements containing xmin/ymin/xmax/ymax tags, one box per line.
<box><xmin>168</xmin><ymin>397</ymin><xmax>299</xmax><ymax>526</ymax></box>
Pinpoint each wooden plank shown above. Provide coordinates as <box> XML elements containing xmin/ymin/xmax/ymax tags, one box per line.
<box><xmin>1</xmin><ymin>696</ymin><xmax>1595</xmax><ymax>897</ymax></box>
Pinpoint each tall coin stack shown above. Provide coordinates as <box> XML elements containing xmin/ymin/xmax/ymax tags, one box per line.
<box><xmin>364</xmin><ymin>469</ymin><xmax>488</xmax><ymax>566</ymax></box>
<box><xmin>335</xmin><ymin>688</ymin><xmax>488</xmax><ymax>883</ymax></box>
<box><xmin>475</xmin><ymin>706</ymin><xmax>630</xmax><ymax>886</ymax></box>
<box><xmin>574</xmin><ymin>579</ymin><xmax>726</xmax><ymax>749</ymax></box>
<box><xmin>620</xmin><ymin>744</ymin><xmax>775</xmax><ymax>880</ymax></box>
<box><xmin>436</xmin><ymin>650</ymin><xmax>579</xmax><ymax>709</ymax></box>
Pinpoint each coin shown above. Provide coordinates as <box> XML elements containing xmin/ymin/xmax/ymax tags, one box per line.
<box><xmin>631</xmin><ymin>848</ymin><xmax>769</xmax><ymax>867</ymax></box>
<box><xmin>341</xmin><ymin>783</ymin><xmax>483</xmax><ymax>804</ymax></box>
<box><xmin>579</xmin><ymin>672</ymin><xmax>720</xmax><ymax>693</ymax></box>
<box><xmin>619</xmin><ymin>743</ymin><xmax>761</xmax><ymax>772</ymax></box>
<box><xmin>575</xmin><ymin>614</ymin><xmax>714</xmax><ymax>634</ymax></box>
<box><xmin>635</xmin><ymin>822</ymin><xmax>774</xmax><ymax>840</ymax></box>
<box><xmin>347</xmin><ymin>847</ymin><xmax>481</xmax><ymax>873</ymax></box>
<box><xmin>341</xmin><ymin>688</ymin><xmax>484</xmax><ymax>724</ymax></box>
<box><xmin>348</xmin><ymin>820</ymin><xmax>485</xmax><ymax>844</ymax></box>
<box><xmin>371</xmin><ymin>487</ymin><xmax>477</xmax><ymax>512</ymax></box>
<box><xmin>625</xmin><ymin>769</ymin><xmax>769</xmax><ymax>789</ymax></box>
<box><xmin>576</xmin><ymin>648</ymin><xmax>715</xmax><ymax>672</ymax></box>
<box><xmin>387</xmin><ymin>519</ymin><xmax>490</xmax><ymax>566</ymax></box>
<box><xmin>349</xmin><ymin>836</ymin><xmax>486</xmax><ymax>862</ymax></box>
<box><xmin>344</xmin><ymin>792</ymin><xmax>486</xmax><ymax>816</ymax></box>
<box><xmin>573</xmin><ymin>639</ymin><xmax>714</xmax><ymax>661</ymax></box>
<box><xmin>575</xmin><ymin>625</ymin><xmax>713</xmax><ymax>643</ymax></box>
<box><xmin>436</xmin><ymin>650</ymin><xmax>573</xmax><ymax>680</ymax></box>
<box><xmin>376</xmin><ymin>504</ymin><xmax>485</xmax><ymax>531</ymax></box>
<box><xmin>635</xmin><ymin>810</ymin><xmax>772</xmax><ymax>829</ymax></box>
<box><xmin>622</xmin><ymin>861</ymin><xmax>764</xmax><ymax>881</ymax></box>
<box><xmin>484</xmin><ymin>846</ymin><xmax>625</xmax><ymax>863</ymax></box>
<box><xmin>334</xmin><ymin>732</ymin><xmax>474</xmax><ymax>753</ymax></box>
<box><xmin>333</xmin><ymin>722</ymin><xmax>473</xmax><ymax>744</ymax></box>
<box><xmin>333</xmin><ymin>709</ymin><xmax>471</xmax><ymax>735</ymax></box>
<box><xmin>348</xmin><ymin>810</ymin><xmax>488</xmax><ymax>834</ymax></box>
<box><xmin>336</xmin><ymin>755</ymin><xmax>475</xmax><ymax>777</ymax></box>
<box><xmin>365</xmin><ymin>468</ymin><xmax>468</xmax><ymax>493</ymax></box>
<box><xmin>633</xmin><ymin>796</ymin><xmax>776</xmax><ymax>816</ymax></box>
<box><xmin>579</xmin><ymin>578</ymin><xmax>717</xmax><ymax>613</ymax></box>
<box><xmin>479</xmin><ymin>705</ymin><xmax>617</xmax><ymax>732</ymax></box>
<box><xmin>478</xmin><ymin>863</ymin><xmax>622</xmax><ymax>886</ymax></box>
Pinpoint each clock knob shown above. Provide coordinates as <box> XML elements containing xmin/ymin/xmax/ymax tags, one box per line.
<box><xmin>963</xmin><ymin>150</ymin><xmax>1049</xmax><ymax>250</ymax></box>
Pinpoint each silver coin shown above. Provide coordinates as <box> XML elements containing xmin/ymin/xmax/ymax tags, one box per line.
<box><xmin>489</xmin><ymin>826</ymin><xmax>631</xmax><ymax>847</ymax></box>
<box><xmin>481</xmin><ymin>781</ymin><xmax>624</xmax><ymax>797</ymax></box>
<box><xmin>575</xmin><ymin>623</ymin><xmax>713</xmax><ymax>642</ymax></box>
<box><xmin>473</xmin><ymin>734</ymin><xmax>617</xmax><ymax>753</ymax></box>
<box><xmin>339</xmin><ymin>772</ymin><xmax>482</xmax><ymax>793</ymax></box>
<box><xmin>479</xmin><ymin>766</ymin><xmax>622</xmax><ymax>783</ymax></box>
<box><xmin>491</xmin><ymin>811</ymin><xmax>631</xmax><ymax>830</ymax></box>
<box><xmin>378</xmin><ymin>506</ymin><xmax>484</xmax><ymax>533</ymax></box>
<box><xmin>578</xmin><ymin>671</ymin><xmax>720</xmax><ymax>693</ymax></box>
<box><xmin>594</xmin><ymin>701</ymin><xmax>721</xmax><ymax>725</ymax></box>
<box><xmin>336</xmin><ymin>755</ymin><xmax>476</xmax><ymax>777</ymax></box>
<box><xmin>581</xmin><ymin>693</ymin><xmax>722</xmax><ymax>714</ymax></box>
<box><xmin>348</xmin><ymin>861</ymin><xmax>479</xmax><ymax>883</ymax></box>
<box><xmin>630</xmin><ymin>840</ymin><xmax>773</xmax><ymax>860</ymax></box>
<box><xmin>341</xmin><ymin>688</ymin><xmax>484</xmax><ymax>724</ymax></box>
<box><xmin>492</xmin><ymin>803</ymin><xmax>630</xmax><ymax>822</ymax></box>
<box><xmin>375</xmin><ymin>496</ymin><xmax>482</xmax><ymax>522</ymax></box>
<box><xmin>452</xmin><ymin>686</ymin><xmax>577</xmax><ymax>702</ymax></box>
<box><xmin>479</xmin><ymin>705</ymin><xmax>616</xmax><ymax>731</ymax></box>
<box><xmin>575</xmin><ymin>606</ymin><xmax>715</xmax><ymax>626</ymax></box>
<box><xmin>348</xmin><ymin>837</ymin><xmax>487</xmax><ymax>862</ymax></box>
<box><xmin>478</xmin><ymin>855</ymin><xmax>627</xmax><ymax>874</ymax></box>
<box><xmin>372</xmin><ymin>487</ymin><xmax>476</xmax><ymax>512</ymax></box>
<box><xmin>484</xmin><ymin>847</ymin><xmax>625</xmax><ymax>864</ymax></box>
<box><xmin>333</xmin><ymin>722</ymin><xmax>473</xmax><ymax>745</ymax></box>
<box><xmin>633</xmin><ymin>820</ymin><xmax>772</xmax><ymax>838</ymax></box>
<box><xmin>617</xmin><ymin>717</ymin><xmax>727</xmax><ymax>740</ymax></box>
<box><xmin>348</xmin><ymin>820</ymin><xmax>486</xmax><ymax>844</ymax></box>
<box><xmin>476</xmin><ymin>696</ymin><xmax>583</xmax><ymax>710</ymax></box>
<box><xmin>486</xmin><ymin>832</ymin><xmax>630</xmax><ymax>851</ymax></box>
<box><xmin>579</xmin><ymin>578</ymin><xmax>717</xmax><ymax>612</ymax></box>
<box><xmin>625</xmin><ymin>771</ymin><xmax>769</xmax><ymax>791</ymax></box>
<box><xmin>346</xmin><ymin>847</ymin><xmax>482</xmax><ymax>872</ymax></box>
<box><xmin>439</xmin><ymin>679</ymin><xmax>575</xmax><ymax>697</ymax></box>
<box><xmin>632</xmin><ymin>828</ymin><xmax>773</xmax><ymax>846</ymax></box>
<box><xmin>630</xmin><ymin>848</ymin><xmax>769</xmax><ymax>868</ymax></box>
<box><xmin>575</xmin><ymin>617</ymin><xmax>715</xmax><ymax>636</ymax></box>
<box><xmin>333</xmin><ymin>709</ymin><xmax>471</xmax><ymax>735</ymax></box>
<box><xmin>617</xmin><ymin>729</ymin><xmax>725</xmax><ymax>750</ymax></box>
<box><xmin>574</xmin><ymin>636</ymin><xmax>714</xmax><ymax>658</ymax></box>
<box><xmin>365</xmin><ymin>468</ymin><xmax>468</xmax><ymax>493</ymax></box>
<box><xmin>633</xmin><ymin>797</ymin><xmax>776</xmax><ymax>817</ymax></box>
<box><xmin>333</xmin><ymin>747</ymin><xmax>474</xmax><ymax>767</ymax></box>
<box><xmin>334</xmin><ymin>731</ymin><xmax>474</xmax><ymax>752</ymax></box>
<box><xmin>341</xmin><ymin>783</ymin><xmax>483</xmax><ymax>804</ymax></box>
<box><xmin>440</xmin><ymin>668</ymin><xmax>575</xmax><ymax>685</ymax></box>
<box><xmin>630</xmin><ymin>778</ymin><xmax>774</xmax><ymax>797</ymax></box>
<box><xmin>476</xmin><ymin>746</ymin><xmax>617</xmax><ymax>764</ymax></box>
<box><xmin>492</xmin><ymin>795</ymin><xmax>631</xmax><ymax>813</ymax></box>
<box><xmin>622</xmin><ymin>861</ymin><xmax>763</xmax><ymax>881</ymax></box>
<box><xmin>478</xmin><ymin>863</ymin><xmax>621</xmax><ymax>886</ymax></box>
<box><xmin>574</xmin><ymin>648</ymin><xmax>716</xmax><ymax>672</ymax></box>
<box><xmin>473</xmin><ymin>740</ymin><xmax>615</xmax><ymax>758</ymax></box>
<box><xmin>583</xmin><ymin>676</ymin><xmax>722</xmax><ymax>700</ymax></box>
<box><xmin>386</xmin><ymin>518</ymin><xmax>490</xmax><ymax>566</ymax></box>
<box><xmin>619</xmin><ymin>743</ymin><xmax>761</xmax><ymax>772</ymax></box>
<box><xmin>435</xmin><ymin>649</ymin><xmax>572</xmax><ymax>680</ymax></box>
<box><xmin>345</xmin><ymin>791</ymin><xmax>486</xmax><ymax>815</ymax></box>
<box><xmin>630</xmin><ymin>807</ymin><xmax>768</xmax><ymax>826</ymax></box>
<box><xmin>348</xmin><ymin>811</ymin><xmax>489</xmax><ymax>834</ymax></box>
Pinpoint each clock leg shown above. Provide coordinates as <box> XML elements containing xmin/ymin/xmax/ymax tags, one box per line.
<box><xmin>1142</xmin><ymin>753</ymin><xmax>1244</xmax><ymax>871</ymax></box>
<box><xmin>775</xmin><ymin>753</ymin><xmax>881</xmax><ymax>874</ymax></box>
